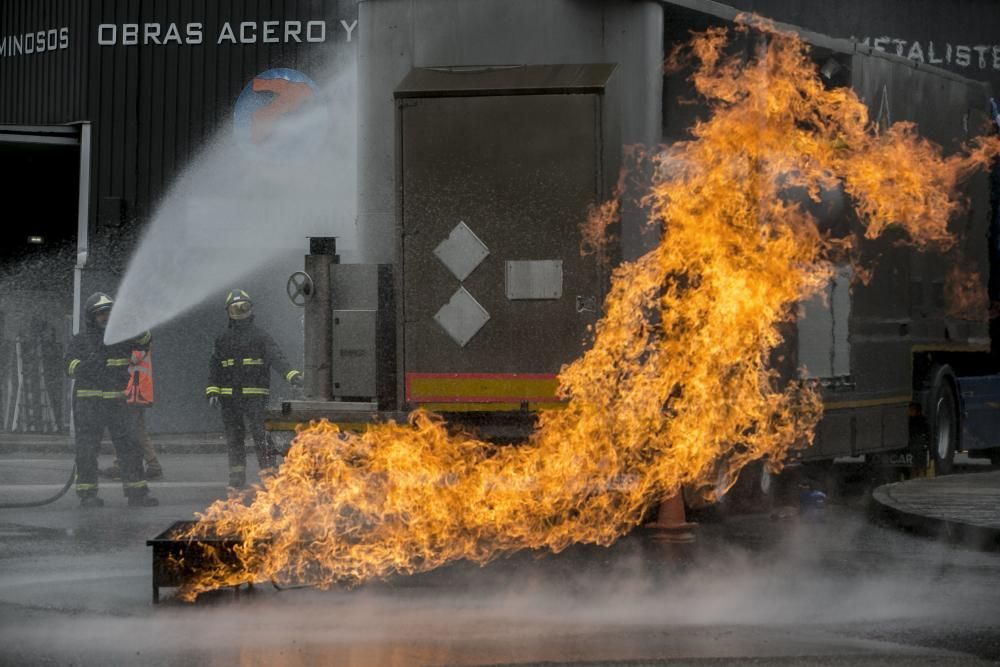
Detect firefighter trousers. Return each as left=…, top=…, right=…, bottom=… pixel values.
left=73, top=399, right=148, bottom=500
left=220, top=397, right=274, bottom=487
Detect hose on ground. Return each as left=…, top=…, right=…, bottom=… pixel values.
left=0, top=464, right=76, bottom=509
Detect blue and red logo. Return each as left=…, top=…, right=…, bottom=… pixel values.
left=233, top=68, right=325, bottom=162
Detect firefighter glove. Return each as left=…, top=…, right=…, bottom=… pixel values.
left=208, top=395, right=221, bottom=410
left=289, top=372, right=303, bottom=388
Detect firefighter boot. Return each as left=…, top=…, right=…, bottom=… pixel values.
left=80, top=496, right=105, bottom=508
left=98, top=463, right=121, bottom=480
left=144, top=460, right=164, bottom=480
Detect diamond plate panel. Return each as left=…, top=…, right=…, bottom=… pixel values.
left=433, top=221, right=489, bottom=282
left=434, top=286, right=490, bottom=347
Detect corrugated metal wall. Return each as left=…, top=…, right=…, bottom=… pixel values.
left=2, top=0, right=354, bottom=257
left=88, top=0, right=345, bottom=232
left=0, top=0, right=89, bottom=124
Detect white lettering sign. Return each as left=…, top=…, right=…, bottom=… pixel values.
left=99, top=22, right=204, bottom=46
left=97, top=20, right=354, bottom=47
left=306, top=20, right=325, bottom=43
left=858, top=35, right=1000, bottom=71
left=0, top=27, right=69, bottom=58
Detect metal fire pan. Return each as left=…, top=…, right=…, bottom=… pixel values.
left=146, top=520, right=267, bottom=604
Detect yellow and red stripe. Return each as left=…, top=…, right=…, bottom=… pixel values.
left=405, top=373, right=565, bottom=410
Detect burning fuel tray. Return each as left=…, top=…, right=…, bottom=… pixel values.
left=147, top=520, right=264, bottom=604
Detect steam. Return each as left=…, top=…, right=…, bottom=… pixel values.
left=104, top=59, right=357, bottom=345
left=1, top=512, right=995, bottom=663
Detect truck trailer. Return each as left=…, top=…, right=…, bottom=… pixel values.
left=267, top=0, right=1000, bottom=484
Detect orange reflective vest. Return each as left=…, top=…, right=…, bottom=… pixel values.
left=126, top=350, right=154, bottom=406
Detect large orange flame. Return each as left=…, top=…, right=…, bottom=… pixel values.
left=177, top=20, right=1000, bottom=600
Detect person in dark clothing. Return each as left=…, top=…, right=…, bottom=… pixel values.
left=206, top=289, right=302, bottom=488
left=99, top=338, right=164, bottom=481
left=66, top=292, right=158, bottom=508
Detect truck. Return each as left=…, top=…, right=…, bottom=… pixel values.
left=266, top=0, right=1000, bottom=492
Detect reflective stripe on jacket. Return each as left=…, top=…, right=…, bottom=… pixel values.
left=206, top=319, right=298, bottom=398
left=67, top=329, right=151, bottom=400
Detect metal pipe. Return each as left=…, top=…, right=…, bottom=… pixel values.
left=303, top=240, right=337, bottom=401
left=73, top=122, right=92, bottom=336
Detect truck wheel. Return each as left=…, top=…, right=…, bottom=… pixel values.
left=926, top=365, right=958, bottom=476
left=719, top=459, right=773, bottom=515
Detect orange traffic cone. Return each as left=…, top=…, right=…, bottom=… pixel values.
left=646, top=490, right=696, bottom=543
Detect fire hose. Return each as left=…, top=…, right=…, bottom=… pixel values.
left=0, top=464, right=76, bottom=509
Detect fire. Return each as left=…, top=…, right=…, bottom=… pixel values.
left=177, top=19, right=1000, bottom=599
left=581, top=145, right=653, bottom=261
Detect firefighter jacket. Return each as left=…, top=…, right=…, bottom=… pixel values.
left=206, top=318, right=300, bottom=399
left=66, top=330, right=152, bottom=402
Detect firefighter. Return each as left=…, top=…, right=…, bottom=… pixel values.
left=126, top=346, right=164, bottom=478
left=66, top=293, right=158, bottom=508
left=206, top=289, right=302, bottom=488
left=99, top=339, right=164, bottom=481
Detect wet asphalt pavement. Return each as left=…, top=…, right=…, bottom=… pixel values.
left=1, top=452, right=999, bottom=666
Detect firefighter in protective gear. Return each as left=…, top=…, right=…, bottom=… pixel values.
left=207, top=289, right=302, bottom=488
left=99, top=339, right=163, bottom=480
left=65, top=292, right=158, bottom=508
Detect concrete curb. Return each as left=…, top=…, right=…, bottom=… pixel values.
left=871, top=472, right=1000, bottom=551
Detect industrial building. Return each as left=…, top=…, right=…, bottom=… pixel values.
left=0, top=0, right=358, bottom=432
left=0, top=0, right=998, bottom=436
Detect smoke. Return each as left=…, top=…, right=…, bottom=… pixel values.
left=104, top=56, right=357, bottom=345
left=0, top=511, right=994, bottom=663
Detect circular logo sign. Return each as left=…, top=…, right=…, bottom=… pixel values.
left=233, top=68, right=326, bottom=162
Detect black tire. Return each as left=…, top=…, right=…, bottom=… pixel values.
left=925, top=365, right=958, bottom=476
